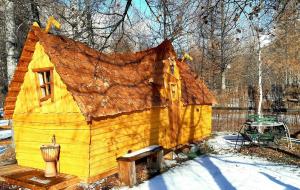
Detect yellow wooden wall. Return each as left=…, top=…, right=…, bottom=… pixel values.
left=90, top=105, right=211, bottom=179
left=13, top=42, right=90, bottom=179
left=178, top=105, right=212, bottom=144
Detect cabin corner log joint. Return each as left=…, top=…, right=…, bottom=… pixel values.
left=4, top=23, right=216, bottom=182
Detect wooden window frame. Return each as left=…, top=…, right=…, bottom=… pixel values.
left=169, top=82, right=178, bottom=101
left=32, top=67, right=54, bottom=105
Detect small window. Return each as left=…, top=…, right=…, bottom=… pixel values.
left=169, top=83, right=178, bottom=101
left=33, top=67, right=54, bottom=104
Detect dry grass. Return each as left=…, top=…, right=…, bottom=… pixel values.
left=0, top=145, right=16, bottom=165
left=240, top=142, right=300, bottom=166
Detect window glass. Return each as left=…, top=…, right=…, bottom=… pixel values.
left=38, top=72, right=44, bottom=86
left=46, top=71, right=51, bottom=83
left=47, top=84, right=51, bottom=94
left=41, top=86, right=46, bottom=97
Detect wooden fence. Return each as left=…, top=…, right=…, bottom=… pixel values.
left=212, top=107, right=300, bottom=137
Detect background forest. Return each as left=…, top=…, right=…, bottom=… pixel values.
left=0, top=0, right=299, bottom=112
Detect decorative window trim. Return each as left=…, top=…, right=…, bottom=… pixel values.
left=32, top=67, right=54, bottom=105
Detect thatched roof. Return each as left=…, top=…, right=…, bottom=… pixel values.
left=5, top=26, right=215, bottom=119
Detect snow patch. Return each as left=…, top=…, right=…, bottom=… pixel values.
left=121, top=145, right=160, bottom=158
left=0, top=146, right=7, bottom=154
left=0, top=130, right=12, bottom=140
left=208, top=132, right=246, bottom=154
left=0, top=120, right=9, bottom=126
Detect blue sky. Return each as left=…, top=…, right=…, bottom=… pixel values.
left=132, top=0, right=148, bottom=11
left=132, top=0, right=151, bottom=16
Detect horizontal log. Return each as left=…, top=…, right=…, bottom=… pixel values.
left=9, top=77, right=25, bottom=83
left=90, top=135, right=156, bottom=151
left=20, top=50, right=33, bottom=58
left=4, top=110, right=14, bottom=115
left=89, top=165, right=118, bottom=179
left=16, top=152, right=89, bottom=166
left=4, top=100, right=16, bottom=106
left=23, top=45, right=35, bottom=52
left=90, top=158, right=119, bottom=171
left=4, top=105, right=15, bottom=110
left=91, top=117, right=169, bottom=132
left=12, top=73, right=26, bottom=81
left=18, top=60, right=30, bottom=67
left=16, top=149, right=89, bottom=160
left=90, top=141, right=152, bottom=160
left=14, top=129, right=90, bottom=144
left=0, top=139, right=11, bottom=145
left=91, top=123, right=165, bottom=137
left=27, top=32, right=38, bottom=40
left=92, top=109, right=169, bottom=127
left=5, top=97, right=17, bottom=102
left=16, top=66, right=28, bottom=72
left=19, top=56, right=32, bottom=62
left=0, top=125, right=11, bottom=129
left=17, top=159, right=89, bottom=178
left=88, top=168, right=118, bottom=183
left=90, top=137, right=164, bottom=162
left=91, top=126, right=161, bottom=142
left=8, top=86, right=21, bottom=92
left=15, top=141, right=89, bottom=154
left=91, top=129, right=162, bottom=145
left=9, top=81, right=23, bottom=88
left=3, top=115, right=13, bottom=119
left=13, top=113, right=87, bottom=124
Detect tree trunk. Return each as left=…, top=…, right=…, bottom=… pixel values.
left=220, top=0, right=226, bottom=91
left=162, top=0, right=167, bottom=39
left=221, top=71, right=226, bottom=90
left=4, top=0, right=18, bottom=84
left=257, top=37, right=263, bottom=116
left=84, top=0, right=94, bottom=47
left=30, top=0, right=40, bottom=26
left=70, top=0, right=79, bottom=39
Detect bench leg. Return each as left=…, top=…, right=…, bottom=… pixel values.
left=155, top=149, right=163, bottom=171
left=118, top=161, right=136, bottom=188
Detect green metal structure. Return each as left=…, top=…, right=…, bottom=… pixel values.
left=236, top=115, right=292, bottom=148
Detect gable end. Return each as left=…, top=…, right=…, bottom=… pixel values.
left=4, top=26, right=39, bottom=119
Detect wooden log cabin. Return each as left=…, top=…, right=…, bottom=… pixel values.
left=4, top=23, right=216, bottom=182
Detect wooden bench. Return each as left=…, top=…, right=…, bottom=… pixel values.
left=117, top=145, right=163, bottom=187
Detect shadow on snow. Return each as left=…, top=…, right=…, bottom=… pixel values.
left=194, top=156, right=237, bottom=190
left=260, top=172, right=300, bottom=190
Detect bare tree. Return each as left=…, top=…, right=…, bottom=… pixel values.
left=29, top=0, right=40, bottom=25
left=4, top=0, right=17, bottom=84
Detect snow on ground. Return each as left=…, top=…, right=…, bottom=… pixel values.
left=207, top=132, right=246, bottom=154
left=0, top=120, right=9, bottom=127
left=0, top=146, right=6, bottom=154
left=0, top=130, right=12, bottom=154
left=0, top=130, right=12, bottom=140
left=120, top=133, right=300, bottom=190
